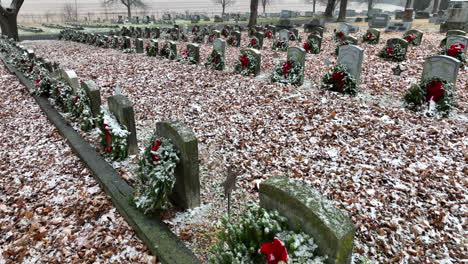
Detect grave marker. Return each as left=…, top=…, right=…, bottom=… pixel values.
left=404, top=29, right=424, bottom=45
left=338, top=45, right=364, bottom=84
left=135, top=38, right=144, bottom=53
left=422, top=55, right=460, bottom=88
left=186, top=43, right=200, bottom=63
left=61, top=69, right=80, bottom=94
left=279, top=29, right=289, bottom=41
left=108, top=94, right=138, bottom=154
left=81, top=80, right=101, bottom=117
left=446, top=35, right=468, bottom=52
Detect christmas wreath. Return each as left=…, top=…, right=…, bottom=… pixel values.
left=403, top=33, right=418, bottom=46
left=192, top=33, right=204, bottom=44
left=321, top=64, right=358, bottom=96
left=146, top=43, right=158, bottom=57
left=226, top=36, right=239, bottom=47
left=70, top=87, right=97, bottom=131
left=133, top=136, right=180, bottom=214
left=379, top=43, right=406, bottom=62
left=439, top=43, right=466, bottom=67
left=271, top=60, right=304, bottom=86
left=266, top=29, right=273, bottom=39
left=362, top=31, right=378, bottom=44
left=334, top=31, right=345, bottom=42
left=248, top=36, right=261, bottom=49
left=208, top=34, right=216, bottom=43
left=178, top=49, right=198, bottom=65
left=160, top=43, right=176, bottom=60
left=272, top=39, right=288, bottom=51
left=209, top=204, right=327, bottom=264
left=403, top=77, right=455, bottom=117
left=234, top=53, right=258, bottom=76
left=303, top=38, right=320, bottom=54
left=334, top=40, right=353, bottom=56
left=205, top=49, right=225, bottom=70
left=289, top=31, right=298, bottom=41
left=97, top=108, right=129, bottom=161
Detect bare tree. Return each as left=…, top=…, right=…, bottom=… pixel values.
left=405, top=0, right=412, bottom=8
left=432, top=0, right=439, bottom=14
left=0, top=0, right=24, bottom=41
left=337, top=0, right=347, bottom=21
left=213, top=0, right=236, bottom=17
left=261, top=0, right=271, bottom=14
left=44, top=11, right=53, bottom=23
left=103, top=0, right=148, bottom=19
left=62, top=3, right=76, bottom=22
left=248, top=0, right=259, bottom=26
left=324, top=0, right=338, bottom=17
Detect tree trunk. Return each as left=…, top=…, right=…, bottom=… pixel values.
left=0, top=0, right=24, bottom=41
left=324, top=0, right=337, bottom=18
left=126, top=5, right=131, bottom=18
left=432, top=0, right=439, bottom=14
left=337, top=0, right=347, bottom=21
left=248, top=0, right=259, bottom=27
left=405, top=0, right=412, bottom=9
left=367, top=0, right=373, bottom=17
left=222, top=4, right=225, bottom=17
left=313, top=0, right=316, bottom=14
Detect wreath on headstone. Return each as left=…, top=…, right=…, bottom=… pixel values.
left=146, top=44, right=158, bottom=57
left=289, top=31, right=298, bottom=41
left=272, top=39, right=288, bottom=51
left=235, top=53, right=258, bottom=76
left=379, top=43, right=406, bottom=62
left=192, top=33, right=204, bottom=44
left=226, top=35, right=239, bottom=47
left=439, top=43, right=466, bottom=67
left=362, top=31, right=378, bottom=44
left=208, top=34, right=216, bottom=43
left=177, top=49, right=198, bottom=65
left=205, top=49, right=225, bottom=70
left=321, top=64, right=358, bottom=96
left=248, top=36, right=261, bottom=49
left=334, top=31, right=345, bottom=42
left=266, top=29, right=273, bottom=38
left=160, top=43, right=176, bottom=60
left=403, top=77, right=455, bottom=117
left=271, top=60, right=304, bottom=86
left=335, top=40, right=354, bottom=56
left=70, top=86, right=97, bottom=131
left=403, top=33, right=418, bottom=46
left=303, top=38, right=320, bottom=54
left=97, top=108, right=130, bottom=161
left=133, top=136, right=179, bottom=214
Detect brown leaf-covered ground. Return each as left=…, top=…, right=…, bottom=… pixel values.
left=0, top=65, right=154, bottom=263
left=13, top=25, right=468, bottom=263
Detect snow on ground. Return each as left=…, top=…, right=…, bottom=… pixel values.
left=18, top=26, right=468, bottom=263
left=0, top=65, right=155, bottom=263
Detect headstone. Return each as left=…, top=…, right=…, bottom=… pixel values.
left=124, top=36, right=131, bottom=49
left=446, top=35, right=468, bottom=52
left=343, top=35, right=358, bottom=45
left=287, top=46, right=306, bottom=85
left=26, top=49, right=35, bottom=59
left=186, top=43, right=200, bottom=63
left=279, top=29, right=289, bottom=41
left=240, top=48, right=261, bottom=76
left=307, top=34, right=322, bottom=51
left=108, top=94, right=138, bottom=155
left=259, top=176, right=355, bottom=264
left=61, top=69, right=80, bottom=94
left=446, top=29, right=467, bottom=36
left=369, top=14, right=390, bottom=28
left=81, top=80, right=101, bottom=117
left=232, top=31, right=241, bottom=47
left=338, top=45, right=365, bottom=84
left=255, top=32, right=265, bottom=49
left=387, top=38, right=409, bottom=52
left=149, top=39, right=158, bottom=55
left=365, top=28, right=381, bottom=43
left=385, top=21, right=412, bottom=32
left=135, top=38, right=144, bottom=53
left=339, top=23, right=359, bottom=34
left=213, top=38, right=226, bottom=57
left=422, top=55, right=460, bottom=88
left=152, top=27, right=161, bottom=39
left=156, top=121, right=200, bottom=209
left=404, top=29, right=424, bottom=45
left=403, top=8, right=414, bottom=22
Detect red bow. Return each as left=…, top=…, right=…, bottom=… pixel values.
left=337, top=32, right=344, bottom=40
left=151, top=139, right=162, bottom=162
left=425, top=80, right=444, bottom=102
left=303, top=42, right=311, bottom=51
left=332, top=71, right=345, bottom=90
left=405, top=34, right=415, bottom=43
left=447, top=43, right=464, bottom=57
left=103, top=123, right=112, bottom=153
left=251, top=38, right=257, bottom=46
left=259, top=238, right=288, bottom=264
left=365, top=32, right=373, bottom=41
left=240, top=54, right=249, bottom=68
left=282, top=61, right=293, bottom=78
left=387, top=47, right=394, bottom=54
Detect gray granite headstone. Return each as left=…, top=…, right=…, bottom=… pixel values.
left=156, top=121, right=200, bottom=209
left=404, top=29, right=424, bottom=45
left=213, top=38, right=226, bottom=57
left=135, top=38, right=144, bottom=53
left=232, top=31, right=241, bottom=47
left=108, top=94, right=138, bottom=155
left=81, top=80, right=101, bottom=117
left=385, top=21, right=412, bottom=32
left=338, top=45, right=365, bottom=84
left=307, top=34, right=322, bottom=51
left=387, top=38, right=409, bottom=59
left=366, top=28, right=381, bottom=43
left=241, top=48, right=261, bottom=76
left=446, top=35, right=468, bottom=52
left=422, top=55, right=460, bottom=88
left=260, top=176, right=355, bottom=264
left=279, top=29, right=289, bottom=41
left=26, top=49, right=35, bottom=59
left=446, top=30, right=466, bottom=36
left=186, top=43, right=200, bottom=63
left=287, top=46, right=306, bottom=85
left=149, top=39, right=158, bottom=54
left=61, top=69, right=80, bottom=94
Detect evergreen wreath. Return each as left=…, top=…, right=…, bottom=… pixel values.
left=271, top=60, right=304, bottom=86
left=160, top=43, right=176, bottom=60
left=272, top=39, right=288, bottom=51
left=97, top=108, right=130, bottom=161
left=71, top=87, right=97, bottom=131
left=362, top=31, right=378, bottom=44
left=403, top=33, right=418, bottom=46
left=334, top=40, right=353, bottom=56
left=303, top=38, right=320, bottom=54
left=289, top=31, right=298, bottom=41
left=403, top=77, right=455, bottom=117
left=234, top=53, right=257, bottom=76
left=209, top=204, right=327, bottom=264
left=205, top=49, right=225, bottom=70
left=247, top=36, right=261, bottom=49
left=133, top=136, right=180, bottom=214
left=177, top=49, right=198, bottom=65
left=439, top=43, right=466, bottom=67
left=265, top=29, right=273, bottom=39
left=334, top=31, right=345, bottom=42
left=379, top=43, right=406, bottom=62
left=146, top=43, right=158, bottom=57
left=227, top=36, right=239, bottom=47
left=192, top=33, right=204, bottom=44
left=321, top=64, right=358, bottom=96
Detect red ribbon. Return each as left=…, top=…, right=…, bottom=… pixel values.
left=103, top=122, right=112, bottom=153
left=332, top=71, right=345, bottom=90
left=251, top=38, right=257, bottom=46
left=282, top=61, right=293, bottom=78
left=303, top=42, right=311, bottom=51
left=425, top=80, right=444, bottom=102
left=240, top=54, right=249, bottom=69
left=447, top=43, right=464, bottom=57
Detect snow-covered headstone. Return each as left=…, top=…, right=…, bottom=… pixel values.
left=156, top=121, right=200, bottom=209
left=187, top=43, right=200, bottom=63
left=61, top=69, right=80, bottom=95
left=387, top=38, right=409, bottom=59
left=108, top=94, right=138, bottom=154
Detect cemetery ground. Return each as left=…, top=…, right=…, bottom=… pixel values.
left=1, top=21, right=467, bottom=263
